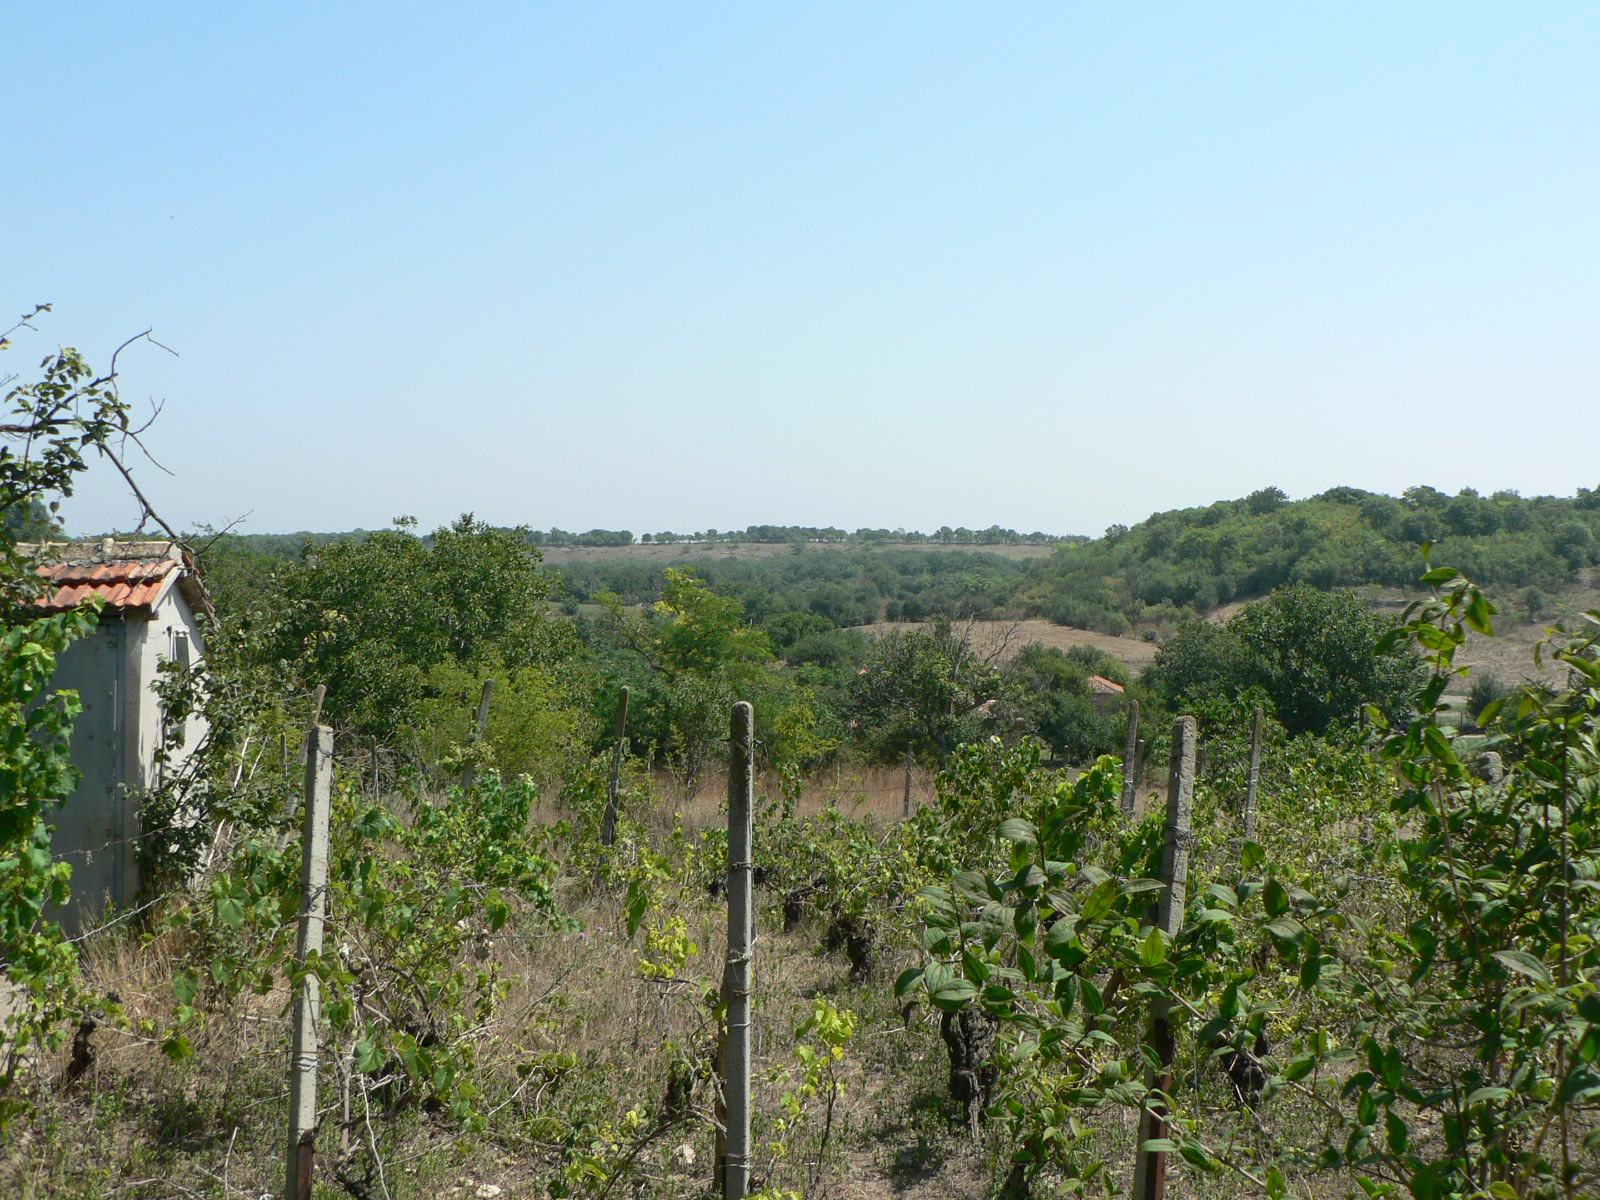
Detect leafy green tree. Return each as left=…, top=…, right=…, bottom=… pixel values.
left=408, top=658, right=593, bottom=789
left=1270, top=571, right=1600, bottom=1197
left=1, top=498, right=61, bottom=541
left=849, top=618, right=1003, bottom=759
left=999, top=643, right=1126, bottom=763
left=590, top=568, right=827, bottom=784
left=1150, top=583, right=1418, bottom=735
left=268, top=515, right=577, bottom=738
left=0, top=311, right=144, bottom=1121
left=1244, top=484, right=1289, bottom=514
left=652, top=567, right=773, bottom=679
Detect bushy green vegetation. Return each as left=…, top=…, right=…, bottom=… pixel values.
left=558, top=543, right=1041, bottom=625
left=193, top=529, right=1136, bottom=780
left=1032, top=484, right=1600, bottom=635
left=220, top=481, right=1600, bottom=645
left=5, top=323, right=1599, bottom=1198
left=1148, top=583, right=1421, bottom=735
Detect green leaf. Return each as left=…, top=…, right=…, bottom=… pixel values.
left=1422, top=724, right=1457, bottom=764
left=1219, top=981, right=1241, bottom=1020
left=1464, top=592, right=1495, bottom=636
left=1178, top=1143, right=1216, bottom=1170
left=1265, top=915, right=1306, bottom=941
left=1081, top=878, right=1118, bottom=922
left=1240, top=840, right=1265, bottom=872
left=998, top=818, right=1037, bottom=847
left=1120, top=877, right=1165, bottom=896
left=1580, top=1023, right=1600, bottom=1065
left=893, top=968, right=924, bottom=998
left=1300, top=947, right=1323, bottom=988
left=216, top=896, right=245, bottom=929
left=1556, top=1066, right=1600, bottom=1107
left=1263, top=878, right=1289, bottom=918
left=1139, top=925, right=1167, bottom=967
left=1044, top=914, right=1080, bottom=959
left=1384, top=1109, right=1408, bottom=1154
left=355, top=1036, right=384, bottom=1073
left=1283, top=1054, right=1316, bottom=1082
left=1491, top=950, right=1552, bottom=986
left=173, top=971, right=199, bottom=1007
left=1138, top=1138, right=1179, bottom=1153
left=929, top=978, right=978, bottom=1013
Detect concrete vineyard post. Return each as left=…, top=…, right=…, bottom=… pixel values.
left=902, top=748, right=915, bottom=819
left=721, top=702, right=755, bottom=1200
left=297, top=684, right=326, bottom=766
left=1120, top=699, right=1141, bottom=816
left=462, top=679, right=494, bottom=790
left=286, top=723, right=333, bottom=1200
left=1242, top=706, right=1263, bottom=844
left=601, top=686, right=630, bottom=849
left=1132, top=716, right=1196, bottom=1200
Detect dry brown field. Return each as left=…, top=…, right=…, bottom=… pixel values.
left=858, top=617, right=1159, bottom=671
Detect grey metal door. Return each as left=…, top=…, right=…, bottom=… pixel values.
left=47, top=622, right=124, bottom=927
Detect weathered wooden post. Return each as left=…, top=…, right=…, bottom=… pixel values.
left=461, top=679, right=495, bottom=790
left=600, top=686, right=630, bottom=849
left=902, top=748, right=915, bottom=819
left=1242, top=707, right=1264, bottom=844
left=719, top=702, right=755, bottom=1200
left=1132, top=716, right=1195, bottom=1200
left=286, top=722, right=333, bottom=1200
left=1120, top=699, right=1141, bottom=816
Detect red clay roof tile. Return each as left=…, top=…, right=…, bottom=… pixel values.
left=33, top=557, right=182, bottom=612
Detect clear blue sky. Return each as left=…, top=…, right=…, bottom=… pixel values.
left=9, top=3, right=1598, bottom=538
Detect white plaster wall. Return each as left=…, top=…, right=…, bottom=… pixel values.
left=125, top=587, right=208, bottom=790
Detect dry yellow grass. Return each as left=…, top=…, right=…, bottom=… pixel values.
left=858, top=617, right=1158, bottom=671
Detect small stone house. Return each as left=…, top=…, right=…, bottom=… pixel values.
left=1087, top=674, right=1127, bottom=711
left=28, top=539, right=209, bottom=929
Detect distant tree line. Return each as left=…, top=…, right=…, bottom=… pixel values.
left=554, top=546, right=1037, bottom=626
left=528, top=524, right=1077, bottom=547
left=1033, top=483, right=1600, bottom=636
left=201, top=482, right=1600, bottom=644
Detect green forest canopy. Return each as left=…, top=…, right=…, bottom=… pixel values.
left=204, top=484, right=1600, bottom=641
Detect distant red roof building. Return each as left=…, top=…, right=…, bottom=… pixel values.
left=1088, top=674, right=1125, bottom=695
